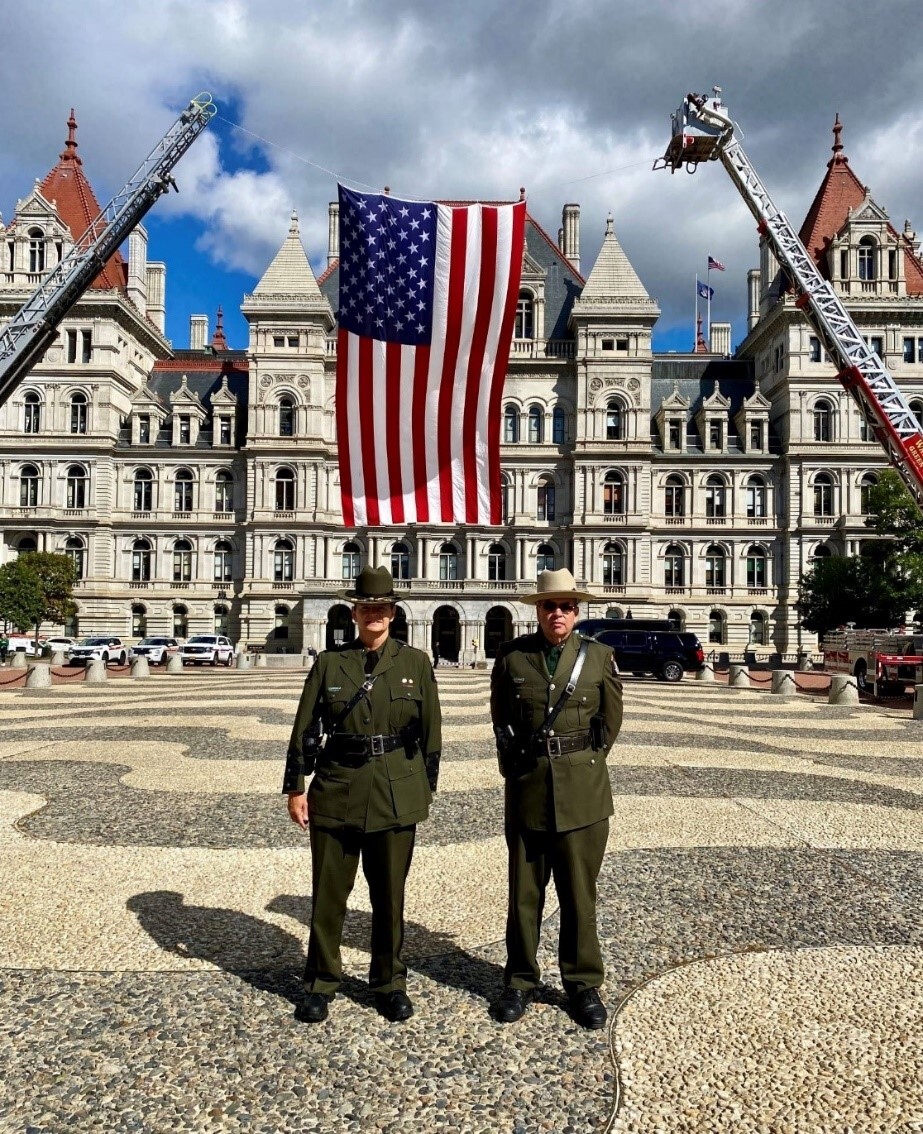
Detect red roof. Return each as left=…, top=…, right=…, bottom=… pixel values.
left=37, top=110, right=127, bottom=291
left=799, top=115, right=923, bottom=294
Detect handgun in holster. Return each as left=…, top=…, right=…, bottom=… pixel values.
left=300, top=715, right=325, bottom=776
left=589, top=712, right=608, bottom=751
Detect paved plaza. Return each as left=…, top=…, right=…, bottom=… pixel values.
left=0, top=667, right=921, bottom=1133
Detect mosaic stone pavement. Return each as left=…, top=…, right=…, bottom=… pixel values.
left=0, top=668, right=921, bottom=1133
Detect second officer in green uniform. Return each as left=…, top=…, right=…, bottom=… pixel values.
left=284, top=566, right=441, bottom=1023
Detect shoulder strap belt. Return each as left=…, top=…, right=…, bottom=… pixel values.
left=326, top=674, right=379, bottom=737
left=534, top=641, right=590, bottom=741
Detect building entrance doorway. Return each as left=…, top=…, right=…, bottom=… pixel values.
left=485, top=606, right=512, bottom=658
left=392, top=605, right=409, bottom=644
left=432, top=605, right=460, bottom=663
left=326, top=604, right=355, bottom=650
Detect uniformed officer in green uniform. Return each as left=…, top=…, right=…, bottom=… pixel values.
left=490, top=568, right=622, bottom=1029
left=284, top=566, right=442, bottom=1023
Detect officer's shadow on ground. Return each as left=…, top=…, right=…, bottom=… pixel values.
left=126, top=891, right=505, bottom=1016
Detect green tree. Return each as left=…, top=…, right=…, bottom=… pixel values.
left=865, top=469, right=923, bottom=554
left=797, top=554, right=914, bottom=638
left=18, top=552, right=77, bottom=645
left=0, top=559, right=44, bottom=633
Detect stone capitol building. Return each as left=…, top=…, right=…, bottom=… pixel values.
left=2, top=113, right=922, bottom=662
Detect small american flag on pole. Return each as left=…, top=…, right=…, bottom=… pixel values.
left=335, top=184, right=526, bottom=528
left=707, top=255, right=726, bottom=271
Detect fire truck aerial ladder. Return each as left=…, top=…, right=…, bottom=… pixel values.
left=655, top=88, right=923, bottom=513
left=0, top=92, right=216, bottom=408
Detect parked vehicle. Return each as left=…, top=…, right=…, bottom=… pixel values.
left=577, top=621, right=704, bottom=682
left=68, top=636, right=128, bottom=666
left=43, top=636, right=78, bottom=656
left=6, top=636, right=40, bottom=656
left=821, top=627, right=923, bottom=694
left=130, top=637, right=180, bottom=666
left=179, top=634, right=234, bottom=666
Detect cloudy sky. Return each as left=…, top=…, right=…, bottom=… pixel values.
left=2, top=0, right=922, bottom=354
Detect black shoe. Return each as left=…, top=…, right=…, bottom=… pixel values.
left=299, top=992, right=332, bottom=1023
left=569, top=988, right=607, bottom=1030
left=375, top=989, right=414, bottom=1022
left=492, top=986, right=534, bottom=1023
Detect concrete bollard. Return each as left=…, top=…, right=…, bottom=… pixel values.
left=235, top=653, right=251, bottom=670
left=828, top=673, right=859, bottom=706
left=771, top=669, right=797, bottom=696
left=166, top=655, right=184, bottom=674
left=25, top=664, right=51, bottom=689
left=10, top=650, right=27, bottom=670
left=51, top=650, right=66, bottom=666
left=255, top=653, right=268, bottom=668
left=695, top=663, right=715, bottom=683
left=729, top=664, right=750, bottom=688
left=131, top=656, right=151, bottom=680
left=85, top=659, right=107, bottom=683
left=914, top=684, right=923, bottom=720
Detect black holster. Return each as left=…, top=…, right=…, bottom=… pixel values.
left=589, top=712, right=607, bottom=751
left=300, top=716, right=325, bottom=776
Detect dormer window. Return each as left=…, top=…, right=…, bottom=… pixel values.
left=708, top=421, right=722, bottom=450
left=139, top=415, right=151, bottom=444
left=858, top=237, right=876, bottom=281
left=28, top=228, right=45, bottom=273
left=668, top=421, right=682, bottom=450
left=514, top=292, right=534, bottom=339
left=749, top=421, right=763, bottom=450
left=219, top=417, right=232, bottom=445
left=178, top=415, right=191, bottom=444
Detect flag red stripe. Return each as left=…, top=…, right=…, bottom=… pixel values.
left=385, top=341, right=404, bottom=524
left=487, top=201, right=526, bottom=523
left=463, top=207, right=497, bottom=524
left=336, top=327, right=355, bottom=528
left=358, top=336, right=379, bottom=526
left=412, top=345, right=430, bottom=523
left=437, top=209, right=468, bottom=521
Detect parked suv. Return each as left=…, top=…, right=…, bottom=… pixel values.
left=69, top=636, right=128, bottom=666
left=577, top=621, right=704, bottom=682
left=180, top=634, right=234, bottom=666
left=130, top=637, right=180, bottom=666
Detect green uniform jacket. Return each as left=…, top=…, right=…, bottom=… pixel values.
left=283, top=637, right=442, bottom=833
left=490, top=630, right=623, bottom=833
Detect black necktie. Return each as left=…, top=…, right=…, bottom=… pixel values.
left=364, top=650, right=378, bottom=675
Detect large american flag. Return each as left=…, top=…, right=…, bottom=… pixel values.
left=335, top=184, right=526, bottom=528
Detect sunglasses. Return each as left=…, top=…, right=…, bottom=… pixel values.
left=539, top=600, right=578, bottom=614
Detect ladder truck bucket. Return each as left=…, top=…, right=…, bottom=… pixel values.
left=654, top=91, right=731, bottom=173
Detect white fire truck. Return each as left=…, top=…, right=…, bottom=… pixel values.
left=821, top=628, right=923, bottom=695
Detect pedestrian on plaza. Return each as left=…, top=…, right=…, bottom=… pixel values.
left=0, top=634, right=8, bottom=665
left=489, top=568, right=623, bottom=1029
left=283, top=565, right=442, bottom=1024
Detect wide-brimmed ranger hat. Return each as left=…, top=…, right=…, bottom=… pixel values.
left=519, top=568, right=600, bottom=606
left=337, top=565, right=401, bottom=604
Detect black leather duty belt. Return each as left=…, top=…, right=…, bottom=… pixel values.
left=325, top=733, right=405, bottom=759
left=530, top=731, right=593, bottom=757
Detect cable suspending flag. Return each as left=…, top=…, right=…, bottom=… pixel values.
left=335, top=184, right=526, bottom=528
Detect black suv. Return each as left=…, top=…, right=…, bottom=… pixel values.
left=576, top=619, right=705, bottom=682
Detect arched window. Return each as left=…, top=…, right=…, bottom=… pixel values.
left=812, top=543, right=832, bottom=564
left=814, top=473, right=834, bottom=516
left=19, top=464, right=39, bottom=507
left=503, top=404, right=519, bottom=443
left=279, top=397, right=294, bottom=438
left=606, top=399, right=623, bottom=441
left=16, top=537, right=37, bottom=556
left=537, top=475, right=555, bottom=521
left=173, top=538, right=193, bottom=582
left=603, top=470, right=625, bottom=515
left=528, top=404, right=544, bottom=444
left=214, top=604, right=230, bottom=636
left=709, top=609, right=726, bottom=644
left=746, top=474, right=767, bottom=518
left=667, top=608, right=685, bottom=631
left=488, top=542, right=506, bottom=581
left=70, top=392, right=88, bottom=435
left=536, top=544, right=555, bottom=574
left=65, top=535, right=85, bottom=579
left=747, top=545, right=768, bottom=588
left=705, top=474, right=726, bottom=518
left=665, top=474, right=685, bottom=518
left=602, top=541, right=625, bottom=586
left=23, top=392, right=41, bottom=434
left=174, top=469, right=194, bottom=512
left=439, top=542, right=459, bottom=581
left=705, top=544, right=726, bottom=588
left=28, top=227, right=45, bottom=273
left=274, top=604, right=290, bottom=640
left=66, top=464, right=87, bottom=509
left=858, top=236, right=876, bottom=281
left=275, top=467, right=295, bottom=511
left=814, top=399, right=834, bottom=442
left=514, top=290, right=534, bottom=339
left=911, top=400, right=923, bottom=430
left=275, top=538, right=295, bottom=582
left=131, top=603, right=147, bottom=637
left=213, top=540, right=232, bottom=583
left=132, top=538, right=152, bottom=582
left=391, top=542, right=410, bottom=580
left=552, top=406, right=566, bottom=445
left=664, top=543, right=685, bottom=588
left=341, top=541, right=361, bottom=580
left=173, top=604, right=188, bottom=639
left=860, top=472, right=878, bottom=516
left=215, top=470, right=234, bottom=513
left=133, top=469, right=153, bottom=512
left=749, top=611, right=767, bottom=646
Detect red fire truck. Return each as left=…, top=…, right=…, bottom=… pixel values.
left=821, top=628, right=923, bottom=695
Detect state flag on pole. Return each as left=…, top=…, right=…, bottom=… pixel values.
left=697, top=279, right=714, bottom=300
left=708, top=255, right=726, bottom=271
left=335, top=184, right=526, bottom=528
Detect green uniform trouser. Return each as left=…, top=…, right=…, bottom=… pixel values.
left=504, top=817, right=609, bottom=995
left=305, top=823, right=416, bottom=995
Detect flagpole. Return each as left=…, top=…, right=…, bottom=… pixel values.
left=706, top=258, right=712, bottom=347
left=694, top=274, right=698, bottom=350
